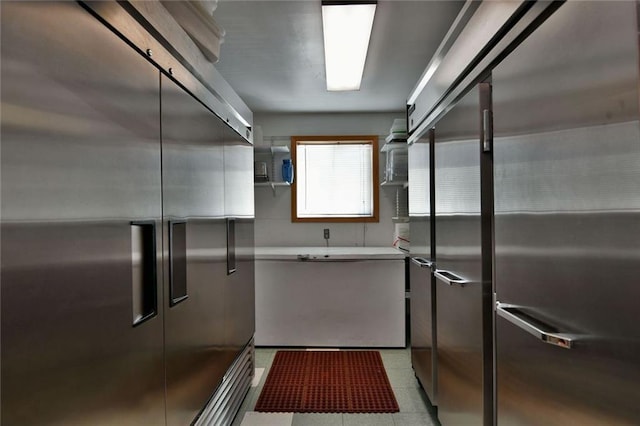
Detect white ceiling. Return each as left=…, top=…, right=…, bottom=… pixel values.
left=212, top=0, right=465, bottom=114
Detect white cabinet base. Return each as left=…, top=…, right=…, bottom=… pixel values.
left=255, top=259, right=405, bottom=347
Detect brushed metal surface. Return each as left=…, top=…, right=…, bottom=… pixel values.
left=434, top=215, right=483, bottom=426
left=493, top=1, right=640, bottom=424
left=408, top=132, right=431, bottom=223
left=223, top=126, right=256, bottom=357
left=224, top=217, right=255, bottom=352
left=434, top=86, right=487, bottom=425
left=408, top=128, right=437, bottom=402
left=224, top=136, right=255, bottom=219
left=81, top=0, right=254, bottom=142
left=408, top=1, right=560, bottom=141
left=1, top=2, right=165, bottom=424
left=161, top=75, right=235, bottom=426
left=410, top=260, right=436, bottom=403
left=407, top=0, right=518, bottom=133
left=195, top=340, right=255, bottom=426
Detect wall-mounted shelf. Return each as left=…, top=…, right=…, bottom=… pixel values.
left=392, top=216, right=410, bottom=223
left=381, top=140, right=408, bottom=152
left=381, top=137, right=408, bottom=186
left=255, top=145, right=291, bottom=195
left=381, top=180, right=408, bottom=188
left=255, top=182, right=290, bottom=187
left=255, top=146, right=290, bottom=155
left=255, top=181, right=290, bottom=193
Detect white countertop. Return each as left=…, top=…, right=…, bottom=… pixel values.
left=255, top=246, right=407, bottom=260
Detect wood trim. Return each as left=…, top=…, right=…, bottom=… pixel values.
left=291, top=135, right=379, bottom=223
left=292, top=135, right=379, bottom=142
left=291, top=138, right=299, bottom=222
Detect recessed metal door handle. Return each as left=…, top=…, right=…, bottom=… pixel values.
left=433, top=269, right=470, bottom=286
left=482, top=109, right=493, bottom=152
left=169, top=220, right=188, bottom=307
left=411, top=257, right=433, bottom=268
left=227, top=218, right=236, bottom=275
left=131, top=221, right=158, bottom=326
left=496, top=302, right=575, bottom=349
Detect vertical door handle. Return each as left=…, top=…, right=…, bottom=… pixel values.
left=227, top=218, right=236, bottom=275
left=131, top=221, right=158, bottom=326
left=482, top=109, right=493, bottom=152
left=169, top=221, right=188, bottom=306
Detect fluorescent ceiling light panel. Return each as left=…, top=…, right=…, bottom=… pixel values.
left=322, top=2, right=376, bottom=91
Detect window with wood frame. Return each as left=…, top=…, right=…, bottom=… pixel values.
left=291, top=135, right=379, bottom=222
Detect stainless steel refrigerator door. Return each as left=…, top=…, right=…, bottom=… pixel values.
left=409, top=260, right=436, bottom=402
left=434, top=86, right=486, bottom=425
left=408, top=129, right=436, bottom=403
left=223, top=126, right=256, bottom=358
left=161, top=75, right=234, bottom=425
left=493, top=2, right=640, bottom=424
left=1, top=2, right=165, bottom=424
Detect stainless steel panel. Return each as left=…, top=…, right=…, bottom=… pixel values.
left=81, top=0, right=254, bottom=142
left=161, top=75, right=234, bottom=426
left=408, top=133, right=431, bottom=240
left=407, top=0, right=510, bottom=132
left=410, top=261, right=436, bottom=402
left=408, top=1, right=561, bottom=138
left=195, top=340, right=255, bottom=426
left=1, top=2, right=164, bottom=424
left=408, top=130, right=436, bottom=402
left=161, top=83, right=226, bottom=219
left=224, top=137, right=256, bottom=219
left=493, top=2, right=640, bottom=424
left=223, top=127, right=256, bottom=356
left=434, top=85, right=488, bottom=425
left=434, top=216, right=484, bottom=426
left=224, top=217, right=255, bottom=351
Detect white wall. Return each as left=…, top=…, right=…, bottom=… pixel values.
left=254, top=112, right=404, bottom=247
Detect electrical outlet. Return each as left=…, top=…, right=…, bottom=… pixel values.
left=324, top=229, right=330, bottom=239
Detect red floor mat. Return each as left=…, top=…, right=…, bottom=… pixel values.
left=254, top=351, right=400, bottom=413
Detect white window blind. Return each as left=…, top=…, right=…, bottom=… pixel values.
left=296, top=142, right=374, bottom=218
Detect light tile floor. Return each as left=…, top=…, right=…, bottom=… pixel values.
left=232, top=347, right=439, bottom=426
